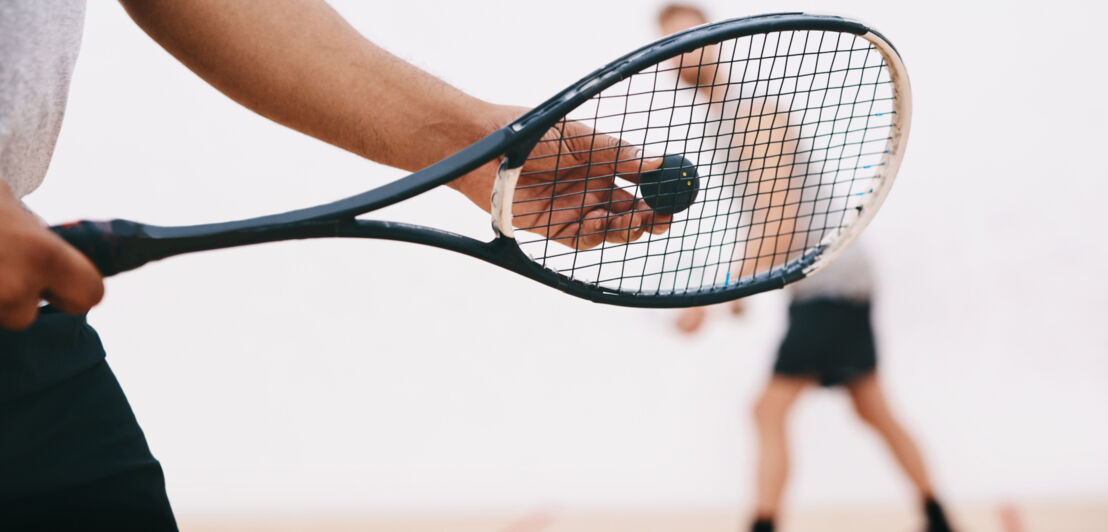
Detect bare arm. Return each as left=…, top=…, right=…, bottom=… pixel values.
left=119, top=0, right=503, bottom=207
left=120, top=0, right=665, bottom=240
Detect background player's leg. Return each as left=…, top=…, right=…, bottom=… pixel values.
left=846, top=372, right=932, bottom=494
left=751, top=376, right=810, bottom=528
left=847, top=372, right=953, bottom=531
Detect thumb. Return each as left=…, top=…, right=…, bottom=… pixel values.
left=568, top=123, right=662, bottom=183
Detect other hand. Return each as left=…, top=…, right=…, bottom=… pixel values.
left=0, top=183, right=103, bottom=329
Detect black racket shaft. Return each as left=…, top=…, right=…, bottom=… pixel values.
left=49, top=128, right=519, bottom=277
left=50, top=218, right=517, bottom=278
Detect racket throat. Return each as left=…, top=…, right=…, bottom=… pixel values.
left=490, top=161, right=522, bottom=238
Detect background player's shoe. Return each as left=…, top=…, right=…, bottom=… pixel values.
left=925, top=498, right=955, bottom=532
left=750, top=517, right=774, bottom=532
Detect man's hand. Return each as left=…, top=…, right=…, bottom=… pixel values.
left=0, top=183, right=103, bottom=330
left=511, top=119, right=674, bottom=250
left=449, top=107, right=673, bottom=250
left=675, top=306, right=708, bottom=335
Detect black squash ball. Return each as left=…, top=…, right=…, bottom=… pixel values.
left=638, top=154, right=699, bottom=215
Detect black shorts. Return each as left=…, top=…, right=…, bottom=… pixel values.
left=774, top=298, right=877, bottom=387
left=0, top=309, right=177, bottom=531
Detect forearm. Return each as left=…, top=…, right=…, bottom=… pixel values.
left=733, top=101, right=802, bottom=278
left=120, top=0, right=500, bottom=181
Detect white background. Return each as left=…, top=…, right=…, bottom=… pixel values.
left=26, top=0, right=1108, bottom=517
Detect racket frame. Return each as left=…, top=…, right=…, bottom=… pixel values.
left=484, top=13, right=909, bottom=307
left=54, top=13, right=908, bottom=308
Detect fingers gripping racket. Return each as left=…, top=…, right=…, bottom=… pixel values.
left=52, top=13, right=910, bottom=308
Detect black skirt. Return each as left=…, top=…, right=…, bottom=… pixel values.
left=774, top=298, right=877, bottom=387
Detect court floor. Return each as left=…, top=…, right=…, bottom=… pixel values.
left=182, top=501, right=1107, bottom=531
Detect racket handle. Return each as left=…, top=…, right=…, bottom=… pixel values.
left=50, top=219, right=153, bottom=277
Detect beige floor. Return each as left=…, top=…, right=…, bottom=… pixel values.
left=181, top=501, right=1107, bottom=531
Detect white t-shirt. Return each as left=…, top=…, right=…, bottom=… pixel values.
left=0, top=0, right=86, bottom=199
left=786, top=239, right=874, bottom=303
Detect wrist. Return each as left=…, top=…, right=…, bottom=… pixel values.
left=444, top=103, right=525, bottom=207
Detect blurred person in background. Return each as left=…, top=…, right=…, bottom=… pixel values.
left=661, top=5, right=954, bottom=532
left=676, top=242, right=953, bottom=532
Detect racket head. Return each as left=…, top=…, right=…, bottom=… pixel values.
left=488, top=12, right=910, bottom=307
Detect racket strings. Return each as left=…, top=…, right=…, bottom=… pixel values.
left=511, top=140, right=892, bottom=206
left=512, top=29, right=897, bottom=295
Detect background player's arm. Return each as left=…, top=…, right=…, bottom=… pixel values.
left=732, top=103, right=803, bottom=278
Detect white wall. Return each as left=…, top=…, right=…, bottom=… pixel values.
left=26, top=0, right=1108, bottom=515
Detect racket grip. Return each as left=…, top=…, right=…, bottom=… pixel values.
left=50, top=219, right=152, bottom=277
